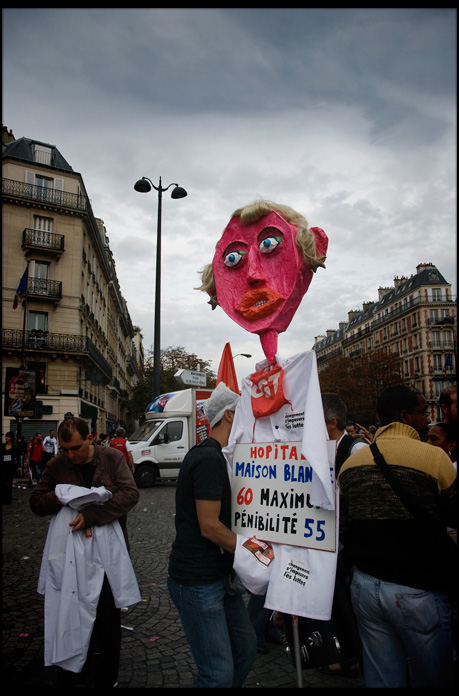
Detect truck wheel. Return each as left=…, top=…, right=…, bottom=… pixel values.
left=134, top=464, right=158, bottom=488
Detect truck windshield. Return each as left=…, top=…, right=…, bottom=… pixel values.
left=129, top=419, right=164, bottom=443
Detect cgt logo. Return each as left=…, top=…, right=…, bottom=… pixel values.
left=250, top=364, right=290, bottom=418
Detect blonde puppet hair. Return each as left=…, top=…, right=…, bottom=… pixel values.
left=197, top=200, right=326, bottom=309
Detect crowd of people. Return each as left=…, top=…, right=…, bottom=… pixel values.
left=1, top=425, right=134, bottom=494
left=1, top=383, right=457, bottom=689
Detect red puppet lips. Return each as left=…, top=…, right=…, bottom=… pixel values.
left=235, top=287, right=285, bottom=320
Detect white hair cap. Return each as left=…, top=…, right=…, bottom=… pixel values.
left=205, top=382, right=240, bottom=428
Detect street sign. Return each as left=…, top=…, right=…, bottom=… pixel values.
left=174, top=369, right=207, bottom=387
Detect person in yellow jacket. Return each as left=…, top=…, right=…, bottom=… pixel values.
left=338, top=385, right=457, bottom=689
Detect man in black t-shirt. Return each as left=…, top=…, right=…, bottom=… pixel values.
left=168, top=383, right=256, bottom=688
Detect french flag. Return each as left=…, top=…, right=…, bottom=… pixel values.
left=13, top=267, right=29, bottom=309
left=443, top=354, right=452, bottom=374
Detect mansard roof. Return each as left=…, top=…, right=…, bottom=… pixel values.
left=2, top=136, right=74, bottom=173
left=372, top=265, right=448, bottom=314
left=314, top=264, right=450, bottom=351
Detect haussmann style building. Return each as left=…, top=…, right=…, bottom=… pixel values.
left=312, top=262, right=456, bottom=423
left=2, top=126, right=144, bottom=441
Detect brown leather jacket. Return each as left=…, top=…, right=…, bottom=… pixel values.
left=30, top=444, right=139, bottom=545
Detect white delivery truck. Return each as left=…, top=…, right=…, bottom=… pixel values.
left=129, top=388, right=213, bottom=487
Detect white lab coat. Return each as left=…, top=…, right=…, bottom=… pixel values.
left=224, top=351, right=337, bottom=620
left=38, top=484, right=141, bottom=673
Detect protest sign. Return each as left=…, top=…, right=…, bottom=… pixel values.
left=231, top=441, right=336, bottom=551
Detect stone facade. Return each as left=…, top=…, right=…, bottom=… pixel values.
left=2, top=127, right=143, bottom=439
left=313, top=263, right=456, bottom=422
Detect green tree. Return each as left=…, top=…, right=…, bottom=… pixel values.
left=318, top=348, right=404, bottom=426
left=126, top=345, right=216, bottom=422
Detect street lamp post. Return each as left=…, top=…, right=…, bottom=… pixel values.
left=134, top=176, right=187, bottom=401
left=232, top=353, right=252, bottom=359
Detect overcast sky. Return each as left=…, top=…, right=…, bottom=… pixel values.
left=3, top=8, right=456, bottom=388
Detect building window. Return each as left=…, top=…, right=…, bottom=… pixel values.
left=31, top=215, right=54, bottom=247
left=431, top=331, right=441, bottom=347
left=25, top=171, right=64, bottom=202
left=35, top=174, right=54, bottom=189
left=28, top=311, right=48, bottom=332
left=32, top=260, right=49, bottom=280
left=33, top=144, right=52, bottom=166
left=34, top=215, right=53, bottom=233
left=433, top=354, right=443, bottom=371
left=444, top=332, right=453, bottom=347
left=30, top=260, right=50, bottom=295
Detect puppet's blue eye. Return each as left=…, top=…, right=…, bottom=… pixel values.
left=224, top=250, right=247, bottom=267
left=259, top=236, right=282, bottom=254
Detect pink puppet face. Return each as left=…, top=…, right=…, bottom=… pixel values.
left=213, top=210, right=320, bottom=337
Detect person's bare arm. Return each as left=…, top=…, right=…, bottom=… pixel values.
left=355, top=423, right=373, bottom=443
left=195, top=499, right=236, bottom=553
left=128, top=451, right=135, bottom=472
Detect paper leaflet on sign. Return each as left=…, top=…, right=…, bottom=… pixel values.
left=231, top=441, right=336, bottom=552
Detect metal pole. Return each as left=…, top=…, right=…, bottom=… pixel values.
left=292, top=615, right=304, bottom=688
left=152, top=179, right=162, bottom=401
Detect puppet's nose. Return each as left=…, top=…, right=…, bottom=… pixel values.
left=247, top=247, right=265, bottom=286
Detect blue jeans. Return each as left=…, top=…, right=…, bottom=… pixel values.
left=168, top=575, right=257, bottom=688
left=29, top=460, right=40, bottom=483
left=350, top=567, right=454, bottom=688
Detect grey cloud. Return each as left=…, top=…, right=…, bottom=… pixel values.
left=3, top=8, right=455, bottom=376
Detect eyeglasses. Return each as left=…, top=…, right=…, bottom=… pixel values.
left=407, top=407, right=429, bottom=416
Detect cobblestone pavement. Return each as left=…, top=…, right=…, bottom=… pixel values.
left=2, top=479, right=364, bottom=689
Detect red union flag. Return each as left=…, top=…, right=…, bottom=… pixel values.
left=216, top=342, right=239, bottom=394
left=250, top=363, right=290, bottom=418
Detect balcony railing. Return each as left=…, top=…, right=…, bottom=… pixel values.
left=427, top=316, right=456, bottom=326
left=2, top=178, right=90, bottom=211
left=22, top=227, right=65, bottom=252
left=371, top=295, right=455, bottom=329
left=342, top=326, right=372, bottom=347
left=428, top=339, right=455, bottom=350
left=316, top=346, right=343, bottom=363
left=2, top=329, right=112, bottom=380
left=27, top=277, right=62, bottom=300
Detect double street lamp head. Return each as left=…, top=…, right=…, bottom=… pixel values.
left=134, top=176, right=187, bottom=199
left=133, top=174, right=187, bottom=400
